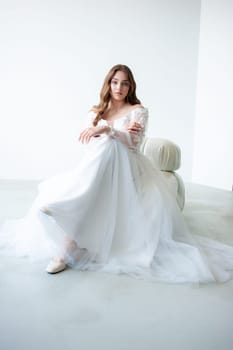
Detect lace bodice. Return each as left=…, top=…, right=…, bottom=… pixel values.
left=87, top=107, right=149, bottom=150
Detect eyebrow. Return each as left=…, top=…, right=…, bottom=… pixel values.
left=112, top=78, right=129, bottom=82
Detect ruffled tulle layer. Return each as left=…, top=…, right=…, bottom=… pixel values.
left=1, top=135, right=233, bottom=284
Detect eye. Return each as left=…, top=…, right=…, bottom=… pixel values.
left=122, top=82, right=130, bottom=87
left=111, top=80, right=118, bottom=85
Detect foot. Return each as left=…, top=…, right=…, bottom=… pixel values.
left=46, top=257, right=66, bottom=274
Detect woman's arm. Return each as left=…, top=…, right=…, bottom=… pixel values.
left=78, top=108, right=148, bottom=148
left=79, top=125, right=111, bottom=144
left=109, top=108, right=148, bottom=149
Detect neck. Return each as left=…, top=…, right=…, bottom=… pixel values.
left=109, top=99, right=127, bottom=111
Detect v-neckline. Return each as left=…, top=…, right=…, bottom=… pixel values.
left=101, top=107, right=144, bottom=125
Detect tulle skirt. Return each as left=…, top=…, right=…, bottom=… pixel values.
left=1, top=135, right=233, bottom=284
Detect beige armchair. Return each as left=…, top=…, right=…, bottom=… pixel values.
left=141, top=137, right=185, bottom=210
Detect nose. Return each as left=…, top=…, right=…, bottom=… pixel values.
left=115, top=82, right=120, bottom=89
left=116, top=83, right=122, bottom=92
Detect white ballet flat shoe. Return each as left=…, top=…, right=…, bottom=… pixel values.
left=46, top=259, right=66, bottom=274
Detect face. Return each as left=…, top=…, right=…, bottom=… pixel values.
left=110, top=70, right=130, bottom=102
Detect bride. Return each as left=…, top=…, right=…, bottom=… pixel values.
left=1, top=64, right=233, bottom=283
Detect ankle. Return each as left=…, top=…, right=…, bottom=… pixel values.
left=52, top=256, right=65, bottom=263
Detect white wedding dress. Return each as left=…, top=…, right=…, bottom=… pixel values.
left=1, top=107, right=233, bottom=283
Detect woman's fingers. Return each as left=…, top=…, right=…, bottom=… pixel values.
left=79, top=127, right=96, bottom=143
left=127, top=122, right=142, bottom=134
left=79, top=128, right=90, bottom=143
left=130, top=122, right=142, bottom=129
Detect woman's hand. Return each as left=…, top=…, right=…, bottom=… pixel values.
left=79, top=125, right=110, bottom=144
left=126, top=121, right=143, bottom=134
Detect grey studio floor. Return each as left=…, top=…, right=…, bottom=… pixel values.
left=0, top=180, right=233, bottom=350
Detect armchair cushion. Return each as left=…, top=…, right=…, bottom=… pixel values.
left=141, top=137, right=181, bottom=171
left=141, top=137, right=185, bottom=210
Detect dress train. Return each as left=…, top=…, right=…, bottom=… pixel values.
left=1, top=107, right=233, bottom=284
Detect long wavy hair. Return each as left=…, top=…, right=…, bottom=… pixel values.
left=92, top=64, right=141, bottom=126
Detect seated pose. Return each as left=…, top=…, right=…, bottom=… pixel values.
left=1, top=64, right=233, bottom=283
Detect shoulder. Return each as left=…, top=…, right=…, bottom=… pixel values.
left=132, top=103, right=143, bottom=109
left=88, top=109, right=95, bottom=114
left=87, top=110, right=95, bottom=119
left=131, top=104, right=148, bottom=116
left=131, top=104, right=144, bottom=111
left=88, top=107, right=97, bottom=115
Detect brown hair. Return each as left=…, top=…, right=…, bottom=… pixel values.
left=91, top=64, right=141, bottom=126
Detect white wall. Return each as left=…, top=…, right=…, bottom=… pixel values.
left=192, top=0, right=233, bottom=190
left=0, top=0, right=201, bottom=180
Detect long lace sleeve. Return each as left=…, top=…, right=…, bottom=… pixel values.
left=110, top=108, right=148, bottom=150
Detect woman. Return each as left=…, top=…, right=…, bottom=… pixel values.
left=1, top=64, right=233, bottom=283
